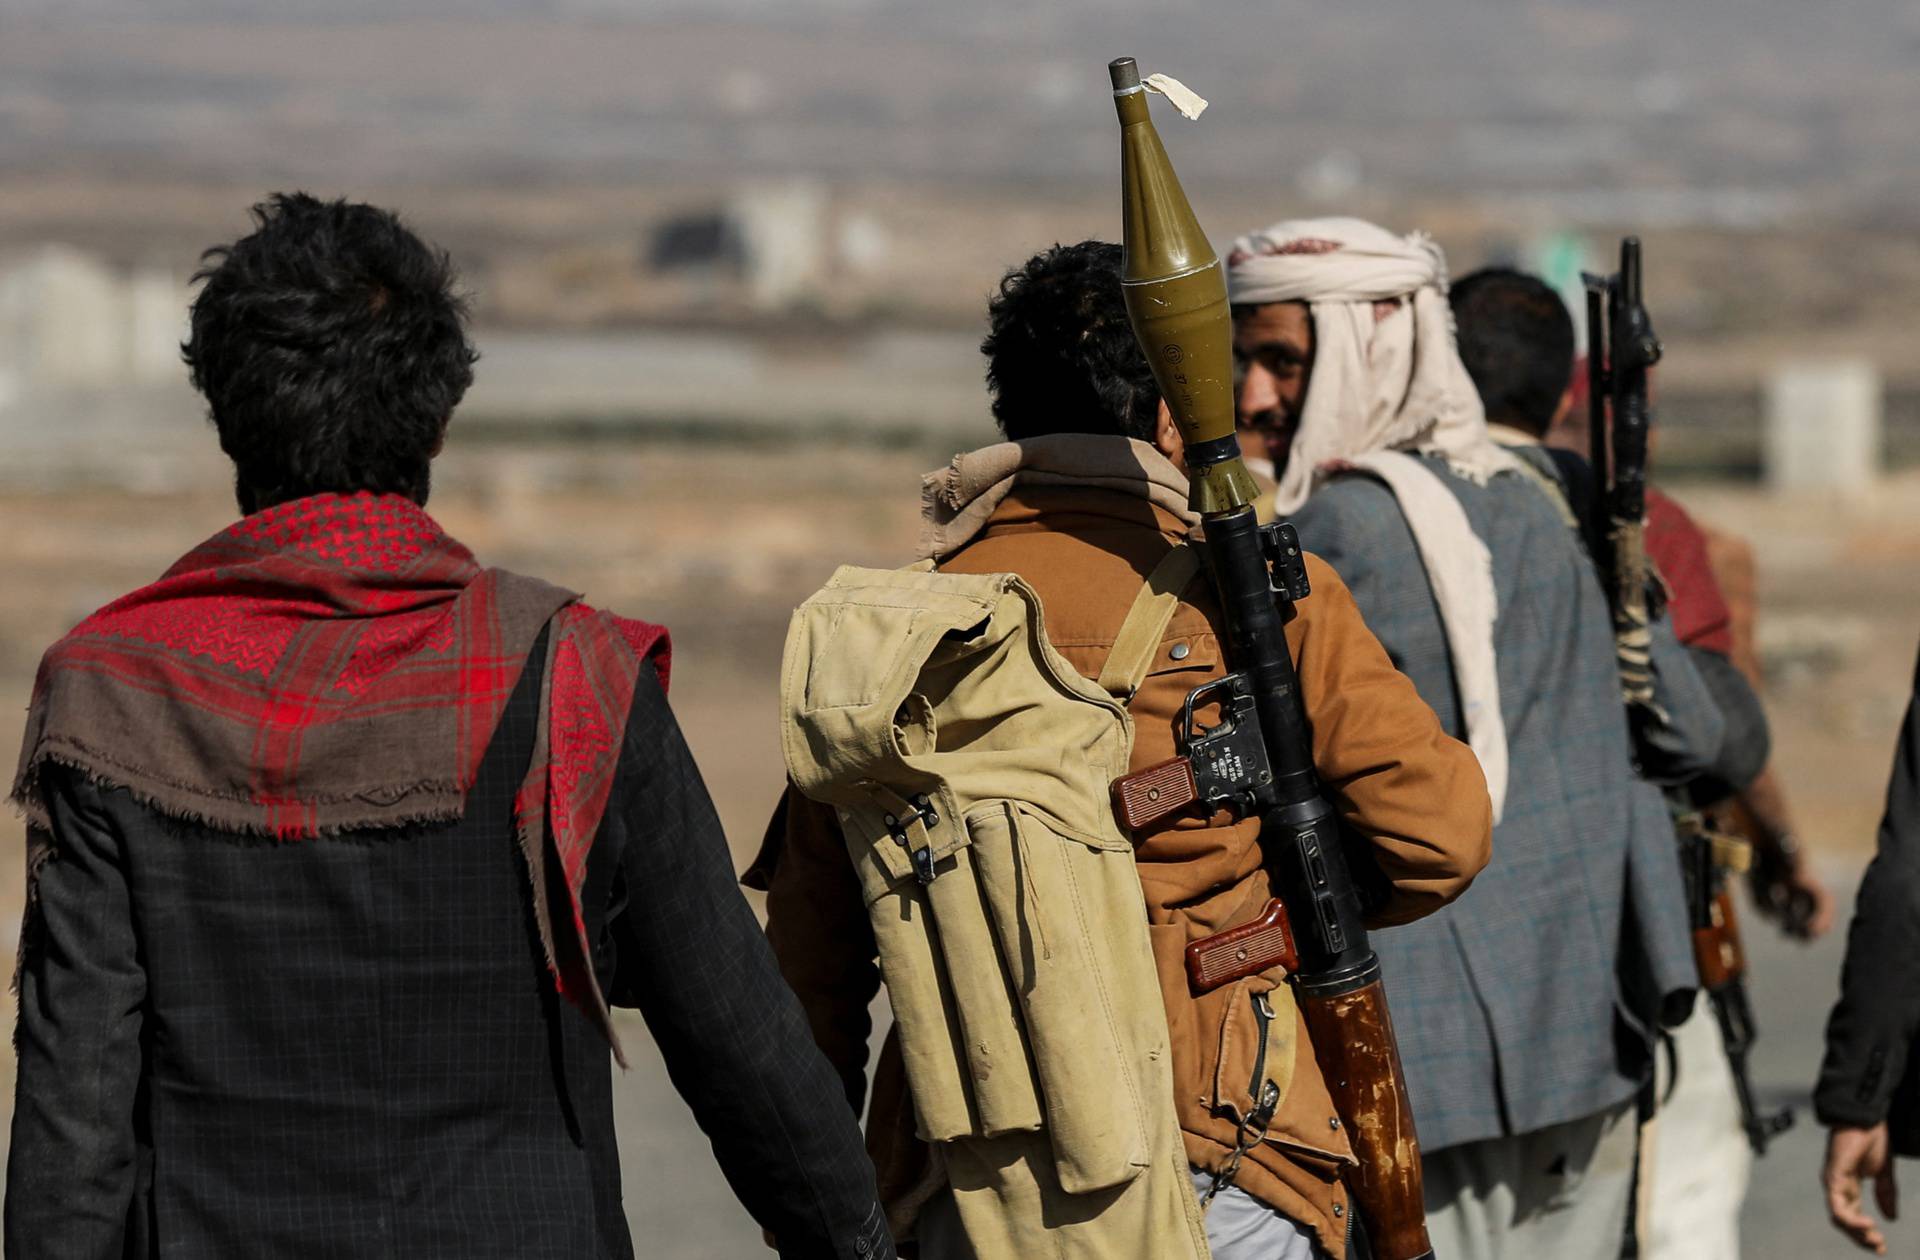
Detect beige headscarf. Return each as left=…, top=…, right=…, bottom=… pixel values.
left=918, top=435, right=1196, bottom=561
left=1226, top=215, right=1518, bottom=510
left=1228, top=216, right=1517, bottom=822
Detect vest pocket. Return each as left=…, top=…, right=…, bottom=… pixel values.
left=1205, top=972, right=1361, bottom=1167
left=848, top=805, right=1042, bottom=1146
left=920, top=841, right=1046, bottom=1138
left=968, top=799, right=1156, bottom=1195
left=1212, top=977, right=1294, bottom=1129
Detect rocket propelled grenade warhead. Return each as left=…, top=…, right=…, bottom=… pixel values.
left=1109, top=57, right=1258, bottom=517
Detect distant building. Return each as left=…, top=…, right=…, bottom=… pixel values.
left=0, top=245, right=191, bottom=397
left=1766, top=359, right=1882, bottom=493
left=648, top=210, right=745, bottom=279
left=644, top=180, right=829, bottom=312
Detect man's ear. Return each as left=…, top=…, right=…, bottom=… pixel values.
left=1152, top=399, right=1186, bottom=470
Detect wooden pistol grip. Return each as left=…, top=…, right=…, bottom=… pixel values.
left=1299, top=980, right=1433, bottom=1260
left=1185, top=898, right=1299, bottom=993
left=1111, top=757, right=1199, bottom=834
left=1693, top=889, right=1747, bottom=989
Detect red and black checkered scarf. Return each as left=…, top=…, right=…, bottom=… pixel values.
left=12, top=492, right=668, bottom=1051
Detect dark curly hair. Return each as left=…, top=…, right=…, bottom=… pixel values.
left=981, top=240, right=1159, bottom=442
left=184, top=192, right=476, bottom=512
left=1450, top=267, right=1574, bottom=439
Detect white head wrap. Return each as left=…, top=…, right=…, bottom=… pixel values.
left=1228, top=216, right=1517, bottom=822
left=1226, top=215, right=1517, bottom=513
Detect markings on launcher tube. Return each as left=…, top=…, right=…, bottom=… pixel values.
left=1206, top=745, right=1249, bottom=783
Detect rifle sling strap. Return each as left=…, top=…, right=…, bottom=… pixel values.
left=1507, top=451, right=1582, bottom=531
left=1099, top=542, right=1203, bottom=700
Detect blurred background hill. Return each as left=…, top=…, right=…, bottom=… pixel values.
left=5, top=0, right=1919, bottom=459
left=3, top=0, right=1918, bottom=344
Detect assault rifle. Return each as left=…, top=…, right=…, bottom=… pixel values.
left=1585, top=240, right=1792, bottom=1156
left=1584, top=238, right=1663, bottom=729
left=1106, top=56, right=1433, bottom=1260
left=1679, top=814, right=1796, bottom=1153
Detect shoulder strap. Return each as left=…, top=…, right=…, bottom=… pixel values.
left=1506, top=450, right=1581, bottom=531
left=1098, top=543, right=1202, bottom=700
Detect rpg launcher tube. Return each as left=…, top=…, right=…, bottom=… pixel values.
left=1110, top=56, right=1258, bottom=518
left=1110, top=55, right=1435, bottom=1260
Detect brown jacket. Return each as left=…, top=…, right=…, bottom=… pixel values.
left=753, top=479, right=1491, bottom=1256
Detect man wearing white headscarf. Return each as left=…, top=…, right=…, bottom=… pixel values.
left=1228, top=217, right=1723, bottom=1260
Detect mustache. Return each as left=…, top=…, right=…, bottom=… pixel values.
left=1239, top=408, right=1295, bottom=434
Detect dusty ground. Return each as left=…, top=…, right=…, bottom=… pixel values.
left=0, top=442, right=1913, bottom=1256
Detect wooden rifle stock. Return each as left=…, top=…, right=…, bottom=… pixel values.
left=1691, top=887, right=1745, bottom=990
left=1299, top=979, right=1430, bottom=1260
left=1685, top=828, right=1796, bottom=1153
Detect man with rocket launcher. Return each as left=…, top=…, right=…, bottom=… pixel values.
left=1105, top=55, right=1483, bottom=1260
left=754, top=56, right=1491, bottom=1260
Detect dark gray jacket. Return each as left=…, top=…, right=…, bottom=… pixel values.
left=6, top=633, right=894, bottom=1260
left=1291, top=449, right=1712, bottom=1152
left=1817, top=645, right=1920, bottom=1156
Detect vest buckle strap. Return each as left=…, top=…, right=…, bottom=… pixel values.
left=885, top=795, right=943, bottom=884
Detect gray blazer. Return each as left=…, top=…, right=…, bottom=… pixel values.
left=1291, top=448, right=1707, bottom=1152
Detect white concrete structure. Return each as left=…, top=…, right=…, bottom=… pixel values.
left=728, top=180, right=827, bottom=311
left=1764, top=359, right=1882, bottom=494
left=0, top=246, right=127, bottom=388
left=0, top=246, right=192, bottom=392
left=127, top=267, right=192, bottom=384
left=0, top=247, right=209, bottom=489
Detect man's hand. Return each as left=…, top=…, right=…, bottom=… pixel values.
left=1752, top=852, right=1836, bottom=940
left=1825, top=1122, right=1898, bottom=1253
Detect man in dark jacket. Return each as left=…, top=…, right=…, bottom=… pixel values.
left=5, top=192, right=893, bottom=1260
left=1817, top=645, right=1920, bottom=1255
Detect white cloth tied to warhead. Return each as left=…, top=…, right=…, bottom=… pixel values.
left=1227, top=216, right=1519, bottom=822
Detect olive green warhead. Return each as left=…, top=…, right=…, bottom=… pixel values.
left=1110, top=56, right=1258, bottom=516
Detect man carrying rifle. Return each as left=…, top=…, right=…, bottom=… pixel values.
left=1551, top=339, right=1836, bottom=942
left=1228, top=218, right=1724, bottom=1260
left=1450, top=266, right=1779, bottom=1260
left=752, top=239, right=1492, bottom=1259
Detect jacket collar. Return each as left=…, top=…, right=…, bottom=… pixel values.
left=1484, top=421, right=1544, bottom=448
left=918, top=435, right=1196, bottom=559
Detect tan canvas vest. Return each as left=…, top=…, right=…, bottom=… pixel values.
left=780, top=551, right=1213, bottom=1258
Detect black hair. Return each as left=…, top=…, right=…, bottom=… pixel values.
left=1450, top=267, right=1575, bottom=438
left=183, top=192, right=476, bottom=511
left=981, top=240, right=1159, bottom=442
